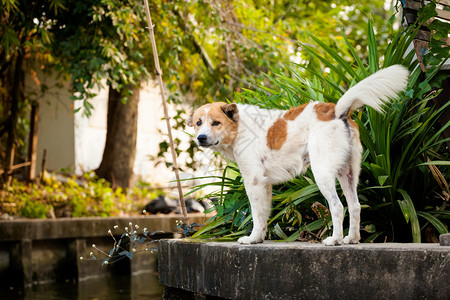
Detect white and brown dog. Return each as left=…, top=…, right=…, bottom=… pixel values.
left=188, top=65, right=409, bottom=245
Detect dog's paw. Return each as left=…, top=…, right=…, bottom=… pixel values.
left=343, top=235, right=360, bottom=244
left=238, top=236, right=263, bottom=244
left=322, top=236, right=343, bottom=246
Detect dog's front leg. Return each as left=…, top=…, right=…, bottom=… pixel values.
left=238, top=178, right=272, bottom=244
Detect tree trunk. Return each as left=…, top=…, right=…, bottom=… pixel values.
left=95, top=85, right=139, bottom=188
left=3, top=52, right=23, bottom=185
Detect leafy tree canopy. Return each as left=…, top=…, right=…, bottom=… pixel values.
left=3, top=0, right=393, bottom=107
left=0, top=0, right=393, bottom=172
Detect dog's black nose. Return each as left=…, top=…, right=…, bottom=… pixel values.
left=197, top=134, right=207, bottom=144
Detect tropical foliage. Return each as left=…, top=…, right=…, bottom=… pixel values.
left=191, top=17, right=449, bottom=243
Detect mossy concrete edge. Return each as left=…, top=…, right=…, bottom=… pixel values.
left=159, top=239, right=450, bottom=300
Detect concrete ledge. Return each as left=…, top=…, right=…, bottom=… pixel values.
left=0, top=214, right=208, bottom=241
left=159, top=239, right=450, bottom=300
left=0, top=214, right=208, bottom=287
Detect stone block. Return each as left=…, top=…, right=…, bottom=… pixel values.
left=440, top=233, right=450, bottom=246
left=159, top=240, right=450, bottom=300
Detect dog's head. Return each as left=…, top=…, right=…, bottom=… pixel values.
left=188, top=102, right=239, bottom=148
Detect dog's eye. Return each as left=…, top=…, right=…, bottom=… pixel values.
left=212, top=121, right=221, bottom=126
left=196, top=120, right=202, bottom=126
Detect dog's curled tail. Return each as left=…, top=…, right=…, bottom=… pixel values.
left=335, top=65, right=409, bottom=119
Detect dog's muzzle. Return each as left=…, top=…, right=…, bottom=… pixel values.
left=197, top=134, right=208, bottom=146
left=196, top=134, right=218, bottom=147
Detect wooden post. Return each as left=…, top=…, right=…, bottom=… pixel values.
left=39, top=149, right=47, bottom=185
left=143, top=0, right=189, bottom=225
left=27, top=103, right=39, bottom=181
left=9, top=239, right=32, bottom=287
left=6, top=143, right=15, bottom=186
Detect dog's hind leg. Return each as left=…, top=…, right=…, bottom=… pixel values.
left=338, top=166, right=361, bottom=244
left=338, top=146, right=362, bottom=244
left=308, top=124, right=349, bottom=246
left=238, top=179, right=272, bottom=244
left=313, top=171, right=344, bottom=246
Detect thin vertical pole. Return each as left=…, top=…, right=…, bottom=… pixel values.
left=143, top=0, right=189, bottom=225
left=27, top=103, right=39, bottom=181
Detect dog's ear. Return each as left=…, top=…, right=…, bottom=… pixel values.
left=187, top=112, right=193, bottom=127
left=221, top=103, right=239, bottom=122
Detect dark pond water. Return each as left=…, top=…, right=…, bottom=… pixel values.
left=1, top=271, right=163, bottom=300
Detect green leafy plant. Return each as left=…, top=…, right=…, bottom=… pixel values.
left=191, top=17, right=449, bottom=243
left=1, top=172, right=164, bottom=218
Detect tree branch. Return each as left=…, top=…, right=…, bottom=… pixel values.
left=171, top=9, right=216, bottom=74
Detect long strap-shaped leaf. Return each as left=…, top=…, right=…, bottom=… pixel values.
left=397, top=189, right=421, bottom=243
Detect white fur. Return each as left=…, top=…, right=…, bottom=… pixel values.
left=335, top=65, right=410, bottom=117
left=195, top=65, right=409, bottom=245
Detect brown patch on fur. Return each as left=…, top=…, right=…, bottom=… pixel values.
left=284, top=104, right=308, bottom=121
left=314, top=103, right=336, bottom=121
left=348, top=118, right=360, bottom=140
left=265, top=184, right=272, bottom=196
left=267, top=118, right=287, bottom=150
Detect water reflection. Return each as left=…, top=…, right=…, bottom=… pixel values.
left=2, top=271, right=163, bottom=300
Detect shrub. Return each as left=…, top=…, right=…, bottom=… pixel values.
left=191, top=19, right=449, bottom=243
left=0, top=172, right=163, bottom=218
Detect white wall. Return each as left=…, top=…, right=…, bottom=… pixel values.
left=73, top=81, right=197, bottom=186
left=25, top=69, right=76, bottom=174
left=26, top=69, right=219, bottom=190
